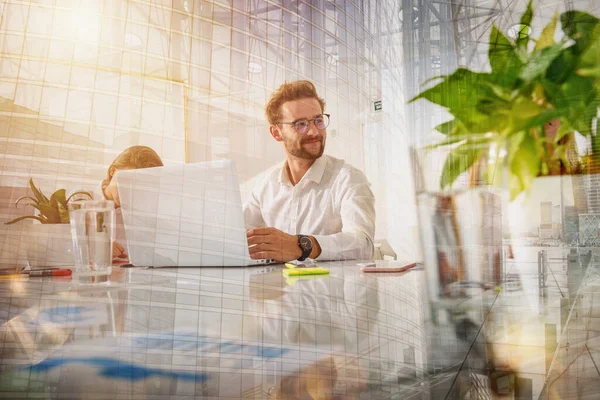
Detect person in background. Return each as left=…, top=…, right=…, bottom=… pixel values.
left=97, top=146, right=163, bottom=259
left=99, top=146, right=163, bottom=208
left=244, top=80, right=375, bottom=263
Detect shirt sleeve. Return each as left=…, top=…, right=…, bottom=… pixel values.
left=313, top=179, right=376, bottom=261
left=243, top=188, right=265, bottom=230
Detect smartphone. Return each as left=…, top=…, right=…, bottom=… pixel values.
left=360, top=262, right=418, bottom=273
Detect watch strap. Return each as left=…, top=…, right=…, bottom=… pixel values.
left=297, top=235, right=312, bottom=261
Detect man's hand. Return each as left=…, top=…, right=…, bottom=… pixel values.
left=103, top=180, right=121, bottom=208
left=113, top=241, right=128, bottom=259
left=246, top=227, right=302, bottom=262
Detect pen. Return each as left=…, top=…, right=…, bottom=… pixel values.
left=0, top=267, right=59, bottom=275
left=27, top=269, right=72, bottom=277
left=0, top=269, right=71, bottom=277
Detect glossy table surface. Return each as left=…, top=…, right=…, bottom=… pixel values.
left=0, top=247, right=596, bottom=399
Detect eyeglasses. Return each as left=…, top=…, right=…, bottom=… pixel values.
left=277, top=114, right=330, bottom=134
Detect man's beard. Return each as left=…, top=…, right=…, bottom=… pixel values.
left=284, top=136, right=325, bottom=160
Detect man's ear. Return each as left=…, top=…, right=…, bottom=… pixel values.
left=270, top=125, right=284, bottom=142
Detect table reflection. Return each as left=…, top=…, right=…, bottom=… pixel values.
left=0, top=249, right=594, bottom=399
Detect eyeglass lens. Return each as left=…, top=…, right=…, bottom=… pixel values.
left=294, top=114, right=329, bottom=134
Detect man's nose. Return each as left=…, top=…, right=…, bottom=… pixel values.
left=305, top=121, right=322, bottom=137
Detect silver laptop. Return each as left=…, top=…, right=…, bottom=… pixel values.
left=115, top=160, right=276, bottom=267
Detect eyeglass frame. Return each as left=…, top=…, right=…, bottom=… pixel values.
left=276, top=113, right=331, bottom=134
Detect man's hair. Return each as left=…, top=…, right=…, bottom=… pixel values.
left=265, top=80, right=326, bottom=125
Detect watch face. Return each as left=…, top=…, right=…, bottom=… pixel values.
left=299, top=236, right=312, bottom=251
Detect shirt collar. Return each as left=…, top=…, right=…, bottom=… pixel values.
left=278, top=160, right=291, bottom=186
left=278, top=156, right=328, bottom=186
left=304, top=155, right=327, bottom=184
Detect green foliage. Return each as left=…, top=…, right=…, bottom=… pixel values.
left=5, top=179, right=92, bottom=225
left=409, top=0, right=600, bottom=199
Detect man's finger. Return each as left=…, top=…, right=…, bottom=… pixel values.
left=248, top=243, right=271, bottom=254
left=250, top=251, right=278, bottom=260
left=248, top=243, right=283, bottom=255
left=247, top=235, right=276, bottom=246
left=246, top=227, right=275, bottom=236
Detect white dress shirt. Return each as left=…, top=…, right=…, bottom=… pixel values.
left=243, top=155, right=375, bottom=261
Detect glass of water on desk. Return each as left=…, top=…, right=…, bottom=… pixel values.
left=68, top=200, right=115, bottom=274
left=413, top=140, right=508, bottom=302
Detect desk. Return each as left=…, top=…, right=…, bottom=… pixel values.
left=0, top=249, right=594, bottom=399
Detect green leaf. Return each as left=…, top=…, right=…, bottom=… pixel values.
left=577, top=66, right=600, bottom=77
left=50, top=189, right=67, bottom=208
left=516, top=0, right=534, bottom=49
left=4, top=215, right=48, bottom=225
left=519, top=44, right=562, bottom=82
left=542, top=78, right=567, bottom=107
left=541, top=74, right=600, bottom=138
left=434, top=120, right=457, bottom=135
left=485, top=140, right=509, bottom=186
left=571, top=97, right=599, bottom=136
left=29, top=178, right=50, bottom=205
left=509, top=174, right=525, bottom=200
left=427, top=133, right=493, bottom=150
left=408, top=69, right=488, bottom=109
left=489, top=25, right=522, bottom=86
left=49, top=189, right=74, bottom=223
left=15, top=196, right=39, bottom=208
left=555, top=118, right=574, bottom=142
left=420, top=75, right=445, bottom=87
left=38, top=203, right=61, bottom=223
left=560, top=74, right=600, bottom=136
left=66, top=191, right=92, bottom=203
left=511, top=108, right=562, bottom=134
left=578, top=24, right=600, bottom=74
left=546, top=47, right=577, bottom=84
left=561, top=11, right=600, bottom=53
left=476, top=97, right=511, bottom=118
left=484, top=82, right=518, bottom=102
left=560, top=12, right=600, bottom=81
left=512, top=96, right=546, bottom=119
left=506, top=131, right=526, bottom=161
left=410, top=69, right=508, bottom=134
left=425, top=136, right=464, bottom=149
left=440, top=143, right=484, bottom=190
left=535, top=13, right=558, bottom=51
left=509, top=133, right=540, bottom=199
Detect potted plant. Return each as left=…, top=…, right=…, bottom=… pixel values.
left=6, top=179, right=91, bottom=267
left=410, top=0, right=600, bottom=249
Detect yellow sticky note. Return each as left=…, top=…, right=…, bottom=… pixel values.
left=282, top=267, right=329, bottom=276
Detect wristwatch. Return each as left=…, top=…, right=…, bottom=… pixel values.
left=296, top=235, right=313, bottom=261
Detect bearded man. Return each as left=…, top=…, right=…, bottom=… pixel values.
left=244, top=80, right=376, bottom=263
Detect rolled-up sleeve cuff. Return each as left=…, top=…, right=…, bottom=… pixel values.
left=312, top=233, right=374, bottom=261
left=312, top=234, right=337, bottom=261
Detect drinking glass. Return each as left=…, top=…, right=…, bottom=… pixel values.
left=68, top=200, right=115, bottom=274
left=414, top=139, right=508, bottom=303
